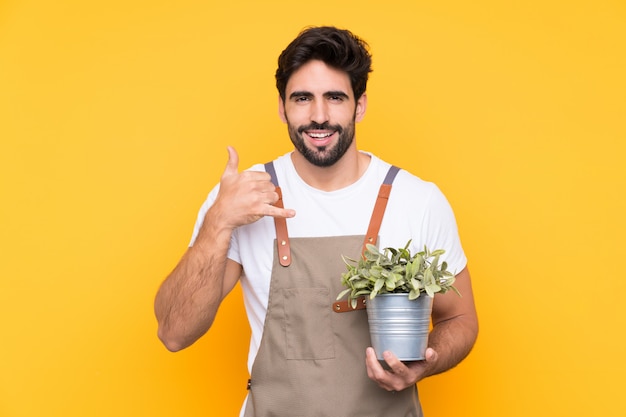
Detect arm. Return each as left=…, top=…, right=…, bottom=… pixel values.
left=365, top=266, right=478, bottom=391
left=154, top=147, right=295, bottom=352
left=154, top=215, right=240, bottom=352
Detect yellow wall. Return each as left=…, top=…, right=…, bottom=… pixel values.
left=1, top=0, right=625, bottom=416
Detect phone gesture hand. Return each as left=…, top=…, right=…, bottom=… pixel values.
left=214, top=146, right=295, bottom=229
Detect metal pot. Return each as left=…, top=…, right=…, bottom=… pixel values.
left=366, top=293, right=433, bottom=361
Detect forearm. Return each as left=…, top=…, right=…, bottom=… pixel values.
left=423, top=313, right=478, bottom=379
left=421, top=266, right=478, bottom=379
left=154, top=209, right=233, bottom=352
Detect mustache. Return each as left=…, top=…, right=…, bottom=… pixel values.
left=297, top=122, right=343, bottom=134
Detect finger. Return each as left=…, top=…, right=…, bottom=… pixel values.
left=366, top=348, right=397, bottom=391
left=382, top=350, right=407, bottom=375
left=265, top=206, right=296, bottom=219
left=365, top=347, right=383, bottom=378
left=222, top=146, right=239, bottom=178
left=366, top=346, right=378, bottom=361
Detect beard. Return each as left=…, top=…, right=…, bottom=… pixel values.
left=286, top=118, right=356, bottom=167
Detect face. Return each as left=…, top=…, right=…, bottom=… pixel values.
left=279, top=60, right=367, bottom=167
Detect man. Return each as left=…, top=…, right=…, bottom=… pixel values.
left=155, top=26, right=478, bottom=416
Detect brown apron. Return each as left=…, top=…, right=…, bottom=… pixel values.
left=243, top=163, right=422, bottom=417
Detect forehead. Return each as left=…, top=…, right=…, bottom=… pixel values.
left=285, top=60, right=353, bottom=97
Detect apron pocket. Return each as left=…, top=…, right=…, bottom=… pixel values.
left=283, top=287, right=335, bottom=360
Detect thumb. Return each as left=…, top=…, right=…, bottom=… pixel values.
left=222, top=146, right=239, bottom=178
left=424, top=347, right=438, bottom=363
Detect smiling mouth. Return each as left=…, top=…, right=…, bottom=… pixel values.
left=306, top=131, right=334, bottom=139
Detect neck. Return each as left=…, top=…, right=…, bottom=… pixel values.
left=290, top=147, right=371, bottom=191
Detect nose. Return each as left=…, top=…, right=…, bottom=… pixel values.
left=310, top=99, right=329, bottom=124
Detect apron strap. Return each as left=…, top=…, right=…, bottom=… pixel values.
left=265, top=162, right=291, bottom=267
left=362, top=165, right=400, bottom=256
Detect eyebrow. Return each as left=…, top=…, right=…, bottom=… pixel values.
left=289, top=91, right=314, bottom=100
left=288, top=90, right=350, bottom=100
left=324, top=91, right=350, bottom=99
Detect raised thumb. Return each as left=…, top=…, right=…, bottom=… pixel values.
left=222, top=146, right=239, bottom=178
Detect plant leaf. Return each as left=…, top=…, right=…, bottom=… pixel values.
left=409, top=289, right=420, bottom=300
left=336, top=288, right=351, bottom=300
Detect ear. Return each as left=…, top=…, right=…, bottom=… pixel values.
left=278, top=95, right=287, bottom=123
left=355, top=93, right=367, bottom=122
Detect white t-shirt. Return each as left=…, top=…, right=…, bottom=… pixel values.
left=190, top=151, right=467, bottom=373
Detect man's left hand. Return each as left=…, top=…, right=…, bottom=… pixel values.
left=365, top=347, right=437, bottom=392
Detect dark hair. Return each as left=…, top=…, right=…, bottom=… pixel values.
left=275, top=26, right=372, bottom=101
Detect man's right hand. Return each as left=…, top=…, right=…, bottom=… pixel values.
left=211, top=146, right=296, bottom=229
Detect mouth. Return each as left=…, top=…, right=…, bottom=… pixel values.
left=304, top=130, right=336, bottom=147
left=306, top=131, right=335, bottom=139
left=296, top=122, right=342, bottom=148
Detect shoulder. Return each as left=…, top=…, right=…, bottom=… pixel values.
left=369, top=154, right=440, bottom=199
left=368, top=157, right=454, bottom=216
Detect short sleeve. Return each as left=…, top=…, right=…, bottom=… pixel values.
left=420, top=185, right=467, bottom=275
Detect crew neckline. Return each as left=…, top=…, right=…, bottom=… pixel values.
left=280, top=151, right=379, bottom=196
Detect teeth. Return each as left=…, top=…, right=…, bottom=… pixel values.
left=308, top=132, right=332, bottom=139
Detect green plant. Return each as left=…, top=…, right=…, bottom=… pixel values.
left=337, top=240, right=460, bottom=309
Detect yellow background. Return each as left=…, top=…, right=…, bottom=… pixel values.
left=1, top=0, right=625, bottom=416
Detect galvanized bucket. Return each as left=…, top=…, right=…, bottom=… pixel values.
left=366, top=293, right=433, bottom=361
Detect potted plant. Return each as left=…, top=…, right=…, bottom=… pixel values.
left=336, top=240, right=460, bottom=360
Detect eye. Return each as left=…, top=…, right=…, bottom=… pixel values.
left=290, top=93, right=313, bottom=103
left=328, top=95, right=344, bottom=102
